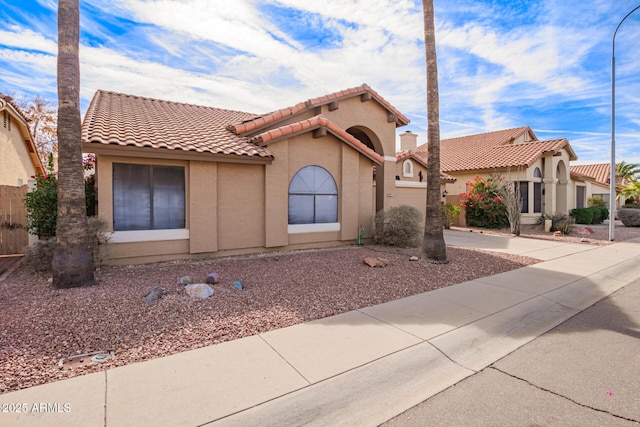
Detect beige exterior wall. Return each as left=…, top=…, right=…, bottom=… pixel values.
left=0, top=113, right=37, bottom=186
left=94, top=130, right=377, bottom=264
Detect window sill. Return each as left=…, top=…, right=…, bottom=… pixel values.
left=109, top=229, right=189, bottom=243
left=288, top=223, right=340, bottom=234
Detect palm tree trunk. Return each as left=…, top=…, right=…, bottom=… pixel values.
left=52, top=0, right=96, bottom=288
left=421, top=0, right=447, bottom=263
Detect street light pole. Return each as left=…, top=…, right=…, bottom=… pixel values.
left=610, top=4, right=640, bottom=241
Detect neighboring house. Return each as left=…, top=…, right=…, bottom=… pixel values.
left=570, top=163, right=623, bottom=210
left=392, top=130, right=456, bottom=226
left=0, top=94, right=43, bottom=186
left=0, top=94, right=44, bottom=253
left=397, top=126, right=579, bottom=224
left=82, top=84, right=409, bottom=264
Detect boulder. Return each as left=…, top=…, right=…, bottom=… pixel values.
left=177, top=276, right=193, bottom=286
left=363, top=257, right=389, bottom=268
left=142, top=285, right=165, bottom=304
left=185, top=283, right=214, bottom=299
left=205, top=272, right=220, bottom=284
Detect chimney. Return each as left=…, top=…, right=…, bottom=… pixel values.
left=400, top=130, right=417, bottom=152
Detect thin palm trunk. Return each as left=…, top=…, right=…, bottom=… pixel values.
left=420, top=0, right=447, bottom=263
left=52, top=0, right=96, bottom=288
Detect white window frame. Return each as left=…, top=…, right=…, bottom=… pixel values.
left=403, top=160, right=414, bottom=178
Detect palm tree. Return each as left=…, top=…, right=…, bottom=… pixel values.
left=616, top=161, right=640, bottom=181
left=420, top=0, right=447, bottom=263
left=52, top=0, right=96, bottom=288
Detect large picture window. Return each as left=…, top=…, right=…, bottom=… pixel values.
left=288, top=165, right=338, bottom=224
left=113, top=163, right=185, bottom=231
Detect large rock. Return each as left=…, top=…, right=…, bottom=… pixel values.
left=618, top=208, right=640, bottom=227
left=185, top=283, right=214, bottom=299
left=363, top=257, right=389, bottom=268
left=142, top=285, right=165, bottom=304
left=205, top=272, right=220, bottom=284
left=177, top=276, right=193, bottom=286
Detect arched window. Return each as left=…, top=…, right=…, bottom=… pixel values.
left=403, top=160, right=414, bottom=177
left=288, top=166, right=338, bottom=224
left=533, top=167, right=542, bottom=178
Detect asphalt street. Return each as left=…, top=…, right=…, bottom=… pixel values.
left=382, top=278, right=640, bottom=426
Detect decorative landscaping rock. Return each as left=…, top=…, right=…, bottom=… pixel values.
left=233, top=281, right=244, bottom=290
left=185, top=283, right=214, bottom=299
left=205, top=272, right=220, bottom=284
left=553, top=231, right=562, bottom=237
left=363, top=257, right=389, bottom=268
left=177, top=276, right=193, bottom=286
left=618, top=208, right=640, bottom=227
left=142, top=285, right=165, bottom=304
left=409, top=256, right=419, bottom=261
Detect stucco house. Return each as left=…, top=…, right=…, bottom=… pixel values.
left=82, top=84, right=410, bottom=264
left=0, top=94, right=43, bottom=186
left=569, top=163, right=620, bottom=210
left=396, top=126, right=582, bottom=225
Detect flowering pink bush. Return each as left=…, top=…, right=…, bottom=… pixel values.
left=460, top=175, right=509, bottom=229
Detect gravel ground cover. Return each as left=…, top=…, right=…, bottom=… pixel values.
left=3, top=223, right=639, bottom=394
left=0, top=244, right=539, bottom=394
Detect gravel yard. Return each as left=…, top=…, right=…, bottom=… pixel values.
left=0, top=244, right=539, bottom=394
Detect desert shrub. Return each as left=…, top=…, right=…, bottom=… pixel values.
left=461, top=175, right=509, bottom=229
left=618, top=208, right=640, bottom=227
left=22, top=239, right=57, bottom=272
left=373, top=205, right=422, bottom=247
left=441, top=203, right=461, bottom=229
left=587, top=196, right=606, bottom=207
left=22, top=217, right=111, bottom=272
left=624, top=202, right=640, bottom=209
left=540, top=213, right=575, bottom=234
left=570, top=207, right=594, bottom=224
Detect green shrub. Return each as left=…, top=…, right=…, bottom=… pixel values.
left=373, top=205, right=422, bottom=247
left=624, top=202, right=640, bottom=209
left=441, top=202, right=461, bottom=229
left=570, top=207, right=594, bottom=224
left=24, top=173, right=57, bottom=238
left=589, top=206, right=609, bottom=224
left=570, top=206, right=609, bottom=224
left=460, top=175, right=509, bottom=229
left=619, top=208, right=640, bottom=226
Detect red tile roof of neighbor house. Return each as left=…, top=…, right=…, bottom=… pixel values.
left=570, top=163, right=611, bottom=186
left=414, top=126, right=577, bottom=173
left=251, top=115, right=384, bottom=165
left=227, top=84, right=410, bottom=136
left=82, top=90, right=273, bottom=159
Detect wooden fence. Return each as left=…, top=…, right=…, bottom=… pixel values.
left=0, top=185, right=29, bottom=254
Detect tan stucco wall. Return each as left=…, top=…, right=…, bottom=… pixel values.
left=0, top=115, right=37, bottom=186
left=94, top=130, right=378, bottom=264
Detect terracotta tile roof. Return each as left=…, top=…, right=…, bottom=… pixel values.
left=570, top=163, right=611, bottom=186
left=396, top=149, right=456, bottom=183
left=251, top=115, right=383, bottom=165
left=415, top=127, right=577, bottom=173
left=228, top=84, right=409, bottom=135
left=82, top=90, right=273, bottom=159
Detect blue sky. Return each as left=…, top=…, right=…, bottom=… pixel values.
left=1, top=0, right=639, bottom=164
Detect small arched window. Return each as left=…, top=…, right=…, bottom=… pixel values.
left=403, top=160, right=414, bottom=177
left=533, top=167, right=542, bottom=178
left=288, top=166, right=338, bottom=224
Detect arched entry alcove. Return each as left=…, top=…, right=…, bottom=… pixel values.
left=346, top=126, right=386, bottom=212
left=556, top=160, right=569, bottom=214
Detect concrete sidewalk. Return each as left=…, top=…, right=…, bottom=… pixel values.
left=2, top=230, right=640, bottom=427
